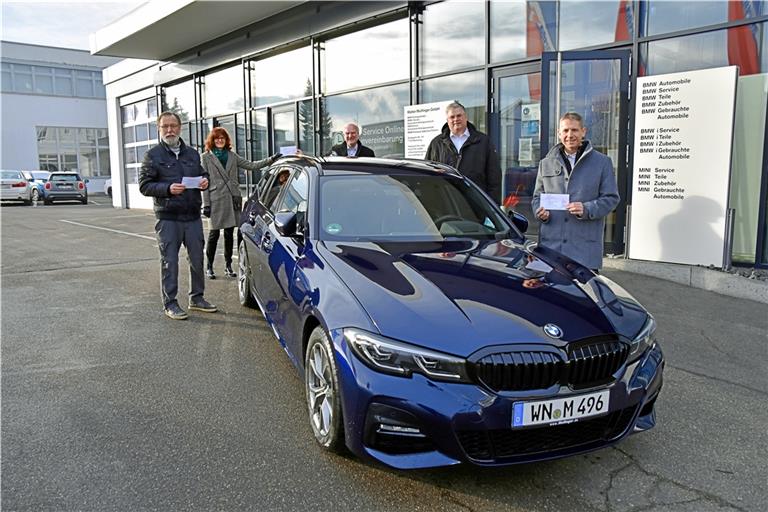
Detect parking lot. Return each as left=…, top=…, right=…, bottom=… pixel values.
left=2, top=202, right=766, bottom=511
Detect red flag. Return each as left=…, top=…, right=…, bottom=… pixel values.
left=614, top=0, right=632, bottom=41
left=727, top=1, right=760, bottom=75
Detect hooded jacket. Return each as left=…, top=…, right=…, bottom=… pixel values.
left=424, top=121, right=501, bottom=203
left=139, top=139, right=208, bottom=221
left=531, top=141, right=620, bottom=269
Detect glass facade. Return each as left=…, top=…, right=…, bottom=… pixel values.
left=123, top=0, right=768, bottom=266
left=121, top=97, right=158, bottom=185
left=35, top=126, right=110, bottom=177
left=1, top=62, right=106, bottom=98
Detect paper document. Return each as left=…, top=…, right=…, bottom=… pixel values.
left=540, top=193, right=569, bottom=210
left=279, top=145, right=298, bottom=156
left=181, top=176, right=203, bottom=189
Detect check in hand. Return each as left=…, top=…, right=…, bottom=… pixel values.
left=169, top=183, right=186, bottom=195
left=566, top=201, right=584, bottom=217
left=536, top=206, right=550, bottom=222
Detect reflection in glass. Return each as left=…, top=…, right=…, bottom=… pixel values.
left=559, top=1, right=632, bottom=50
left=642, top=1, right=766, bottom=37
left=497, top=72, right=541, bottom=237
left=421, top=0, right=485, bottom=75
left=162, top=80, right=195, bottom=122
left=203, top=65, right=244, bottom=117
left=251, top=47, right=312, bottom=107
left=273, top=108, right=296, bottom=152
left=490, top=0, right=556, bottom=62
left=641, top=23, right=766, bottom=77
left=323, top=18, right=409, bottom=93
left=298, top=100, right=316, bottom=155
left=420, top=70, right=486, bottom=132
left=250, top=110, right=268, bottom=161
left=324, top=83, right=409, bottom=157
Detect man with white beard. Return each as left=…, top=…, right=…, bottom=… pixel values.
left=139, top=111, right=218, bottom=320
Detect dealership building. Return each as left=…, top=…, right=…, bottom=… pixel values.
left=92, top=0, right=768, bottom=268
left=1, top=41, right=119, bottom=193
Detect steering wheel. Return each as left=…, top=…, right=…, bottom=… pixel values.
left=433, top=214, right=463, bottom=228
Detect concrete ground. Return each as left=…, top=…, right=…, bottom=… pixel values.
left=2, top=202, right=766, bottom=511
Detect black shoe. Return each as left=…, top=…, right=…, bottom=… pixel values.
left=189, top=297, right=218, bottom=313
left=225, top=264, right=236, bottom=278
left=164, top=302, right=189, bottom=320
left=206, top=266, right=216, bottom=279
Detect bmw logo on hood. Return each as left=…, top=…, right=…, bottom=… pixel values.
left=543, top=323, right=563, bottom=339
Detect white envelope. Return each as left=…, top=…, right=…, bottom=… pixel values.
left=181, top=176, right=203, bottom=189
left=540, top=193, right=569, bottom=210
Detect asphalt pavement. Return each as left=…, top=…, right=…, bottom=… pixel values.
left=2, top=201, right=766, bottom=512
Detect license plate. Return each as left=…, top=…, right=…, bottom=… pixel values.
left=512, top=390, right=610, bottom=428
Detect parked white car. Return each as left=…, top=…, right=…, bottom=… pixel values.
left=1, top=170, right=32, bottom=205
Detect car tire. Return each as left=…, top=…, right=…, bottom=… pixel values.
left=107, top=187, right=112, bottom=197
left=237, top=241, right=258, bottom=308
left=305, top=326, right=345, bottom=453
left=81, top=198, right=88, bottom=205
left=31, top=189, right=40, bottom=203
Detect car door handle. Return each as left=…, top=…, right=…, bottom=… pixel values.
left=262, top=232, right=273, bottom=254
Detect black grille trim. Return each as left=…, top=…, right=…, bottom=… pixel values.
left=456, top=406, right=638, bottom=461
left=470, top=338, right=629, bottom=392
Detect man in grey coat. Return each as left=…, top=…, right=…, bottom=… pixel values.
left=532, top=112, right=619, bottom=270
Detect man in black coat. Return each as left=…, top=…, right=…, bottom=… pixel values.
left=424, top=101, right=501, bottom=203
left=329, top=123, right=375, bottom=157
left=139, top=111, right=217, bottom=320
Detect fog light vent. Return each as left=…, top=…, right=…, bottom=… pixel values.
left=364, top=403, right=435, bottom=454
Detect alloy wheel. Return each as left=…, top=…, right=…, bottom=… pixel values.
left=307, top=342, right=334, bottom=437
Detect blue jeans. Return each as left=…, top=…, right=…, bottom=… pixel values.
left=155, top=218, right=205, bottom=307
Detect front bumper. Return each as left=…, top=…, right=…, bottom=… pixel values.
left=331, top=329, right=664, bottom=469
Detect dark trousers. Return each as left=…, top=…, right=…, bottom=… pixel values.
left=206, top=227, right=235, bottom=267
left=155, top=218, right=205, bottom=307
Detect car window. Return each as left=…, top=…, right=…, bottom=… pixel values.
left=275, top=171, right=308, bottom=215
left=31, top=172, right=50, bottom=181
left=50, top=174, right=80, bottom=181
left=263, top=167, right=295, bottom=213
left=1, top=170, right=23, bottom=180
left=318, top=174, right=508, bottom=241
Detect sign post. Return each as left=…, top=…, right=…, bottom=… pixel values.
left=628, top=66, right=738, bottom=267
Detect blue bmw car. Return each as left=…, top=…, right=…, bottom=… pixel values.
left=238, top=156, right=663, bottom=469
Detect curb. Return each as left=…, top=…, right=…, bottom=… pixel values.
left=602, top=258, right=768, bottom=304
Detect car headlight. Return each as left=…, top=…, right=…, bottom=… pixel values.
left=344, top=328, right=471, bottom=383
left=629, top=315, right=656, bottom=361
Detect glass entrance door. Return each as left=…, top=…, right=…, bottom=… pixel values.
left=492, top=63, right=542, bottom=237
left=541, top=50, right=630, bottom=255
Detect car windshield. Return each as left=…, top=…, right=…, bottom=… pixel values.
left=50, top=174, right=79, bottom=181
left=31, top=172, right=50, bottom=180
left=318, top=174, right=511, bottom=242
left=1, top=170, right=23, bottom=180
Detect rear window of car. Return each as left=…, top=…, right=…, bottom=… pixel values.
left=50, top=174, right=81, bottom=181
left=1, top=170, right=23, bottom=180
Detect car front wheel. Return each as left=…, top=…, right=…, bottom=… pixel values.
left=31, top=189, right=40, bottom=203
left=305, top=327, right=345, bottom=453
left=237, top=241, right=257, bottom=308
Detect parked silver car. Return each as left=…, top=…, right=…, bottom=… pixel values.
left=1, top=170, right=32, bottom=205
left=43, top=172, right=88, bottom=205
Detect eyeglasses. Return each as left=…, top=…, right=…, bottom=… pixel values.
left=214, top=136, right=226, bottom=140
left=159, top=123, right=180, bottom=130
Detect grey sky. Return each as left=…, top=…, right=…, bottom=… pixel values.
left=1, top=1, right=144, bottom=51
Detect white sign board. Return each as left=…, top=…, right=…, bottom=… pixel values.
left=628, top=66, right=737, bottom=267
left=404, top=101, right=451, bottom=159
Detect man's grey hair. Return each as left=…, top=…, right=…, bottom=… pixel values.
left=445, top=101, right=466, bottom=114
left=343, top=123, right=360, bottom=133
left=559, top=112, right=584, bottom=127
left=157, top=111, right=182, bottom=125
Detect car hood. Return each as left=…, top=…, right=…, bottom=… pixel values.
left=317, top=239, right=648, bottom=356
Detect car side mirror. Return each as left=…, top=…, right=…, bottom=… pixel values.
left=507, top=210, right=529, bottom=233
left=274, top=211, right=298, bottom=237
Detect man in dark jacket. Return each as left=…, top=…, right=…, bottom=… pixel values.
left=424, top=101, right=501, bottom=203
left=329, top=123, right=375, bottom=157
left=139, top=111, right=217, bottom=320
